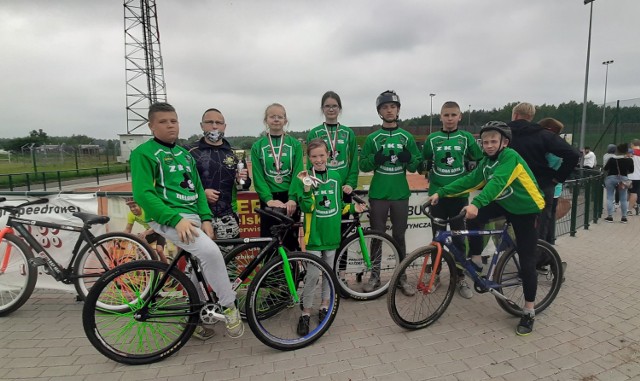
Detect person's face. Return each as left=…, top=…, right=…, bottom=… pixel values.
left=309, top=146, right=328, bottom=171
left=201, top=110, right=226, bottom=134
left=322, top=98, right=341, bottom=121
left=481, top=131, right=508, bottom=156
left=128, top=204, right=142, bottom=216
left=149, top=111, right=179, bottom=143
left=440, top=107, right=462, bottom=131
left=265, top=106, right=287, bottom=132
left=379, top=103, right=399, bottom=123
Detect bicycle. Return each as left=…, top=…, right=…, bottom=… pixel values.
left=83, top=207, right=340, bottom=365
left=0, top=197, right=157, bottom=316
left=332, top=194, right=401, bottom=300
left=387, top=201, right=563, bottom=330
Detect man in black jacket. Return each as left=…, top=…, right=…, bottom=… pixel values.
left=508, top=102, right=580, bottom=242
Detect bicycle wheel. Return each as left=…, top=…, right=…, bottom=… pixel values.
left=224, top=241, right=270, bottom=319
left=73, top=232, right=157, bottom=303
left=0, top=233, right=37, bottom=316
left=82, top=260, right=199, bottom=365
left=245, top=252, right=339, bottom=351
left=334, top=230, right=400, bottom=300
left=494, top=239, right=563, bottom=317
left=387, top=245, right=456, bottom=330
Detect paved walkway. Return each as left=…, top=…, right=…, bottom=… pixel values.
left=1, top=210, right=638, bottom=380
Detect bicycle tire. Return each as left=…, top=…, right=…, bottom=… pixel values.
left=223, top=241, right=271, bottom=319
left=245, top=252, right=339, bottom=351
left=0, top=233, right=38, bottom=316
left=494, top=239, right=563, bottom=317
left=73, top=232, right=157, bottom=303
left=387, top=245, right=456, bottom=330
left=334, top=230, right=400, bottom=300
left=82, top=260, right=199, bottom=365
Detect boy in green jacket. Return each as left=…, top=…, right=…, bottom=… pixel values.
left=130, top=102, right=243, bottom=340
left=422, top=101, right=483, bottom=299
left=430, top=121, right=545, bottom=336
left=359, top=90, right=421, bottom=296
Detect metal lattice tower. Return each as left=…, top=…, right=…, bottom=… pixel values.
left=124, top=0, right=167, bottom=133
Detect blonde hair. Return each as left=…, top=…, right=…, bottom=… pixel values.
left=263, top=103, right=288, bottom=127
left=512, top=102, right=536, bottom=121
left=538, top=117, right=564, bottom=135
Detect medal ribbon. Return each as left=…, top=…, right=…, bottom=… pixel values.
left=311, top=168, right=329, bottom=187
left=267, top=134, right=285, bottom=176
left=323, top=123, right=340, bottom=161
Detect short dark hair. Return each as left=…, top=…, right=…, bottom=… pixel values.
left=148, top=102, right=176, bottom=122
left=307, top=138, right=329, bottom=156
left=617, top=143, right=629, bottom=155
left=201, top=108, right=222, bottom=121
left=321, top=91, right=342, bottom=110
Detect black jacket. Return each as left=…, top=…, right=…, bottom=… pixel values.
left=507, top=119, right=580, bottom=186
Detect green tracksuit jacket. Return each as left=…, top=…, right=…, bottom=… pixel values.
left=436, top=147, right=545, bottom=214
left=306, top=123, right=359, bottom=189
left=130, top=138, right=212, bottom=227
left=251, top=134, right=303, bottom=202
left=359, top=127, right=420, bottom=200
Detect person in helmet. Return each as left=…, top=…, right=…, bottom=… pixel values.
left=429, top=121, right=545, bottom=336
left=359, top=90, right=421, bottom=296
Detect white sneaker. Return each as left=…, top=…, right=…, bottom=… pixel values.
left=457, top=279, right=473, bottom=299
left=223, top=306, right=244, bottom=338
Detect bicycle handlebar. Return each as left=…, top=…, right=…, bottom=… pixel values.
left=256, top=207, right=295, bottom=225
left=351, top=194, right=366, bottom=205
left=420, top=200, right=466, bottom=225
left=0, top=198, right=49, bottom=215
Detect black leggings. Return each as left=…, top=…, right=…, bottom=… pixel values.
left=259, top=192, right=300, bottom=252
left=465, top=202, right=539, bottom=303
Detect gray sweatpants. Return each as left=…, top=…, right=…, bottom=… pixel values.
left=149, top=214, right=236, bottom=308
left=303, top=249, right=336, bottom=309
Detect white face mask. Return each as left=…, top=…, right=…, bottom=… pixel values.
left=204, top=130, right=224, bottom=143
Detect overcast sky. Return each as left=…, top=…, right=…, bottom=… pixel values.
left=1, top=0, right=639, bottom=140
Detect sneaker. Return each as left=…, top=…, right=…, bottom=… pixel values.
left=398, top=279, right=416, bottom=297
left=297, top=315, right=310, bottom=336
left=318, top=308, right=328, bottom=323
left=192, top=324, right=216, bottom=340
left=362, top=276, right=381, bottom=293
left=635, top=205, right=640, bottom=215
left=516, top=313, right=535, bottom=336
left=457, top=279, right=473, bottom=299
left=628, top=210, right=634, bottom=216
left=622, top=217, right=628, bottom=224
left=223, top=306, right=244, bottom=338
left=604, top=216, right=614, bottom=223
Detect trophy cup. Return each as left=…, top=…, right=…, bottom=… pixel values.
left=235, top=150, right=246, bottom=189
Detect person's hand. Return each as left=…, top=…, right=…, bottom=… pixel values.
left=342, top=185, right=353, bottom=194
left=205, top=189, right=220, bottom=204
left=297, top=170, right=309, bottom=182
left=429, top=194, right=440, bottom=205
left=175, top=218, right=199, bottom=244
left=267, top=199, right=287, bottom=209
left=397, top=146, right=411, bottom=163
left=201, top=220, right=216, bottom=239
left=374, top=148, right=386, bottom=165
left=237, top=169, right=248, bottom=182
left=464, top=204, right=479, bottom=219
left=285, top=200, right=297, bottom=216
left=354, top=201, right=366, bottom=213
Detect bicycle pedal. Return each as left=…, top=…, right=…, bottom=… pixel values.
left=28, top=257, right=47, bottom=267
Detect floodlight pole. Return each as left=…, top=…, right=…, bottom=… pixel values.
left=602, top=59, right=614, bottom=125
left=579, top=0, right=595, bottom=164
left=429, top=93, right=436, bottom=134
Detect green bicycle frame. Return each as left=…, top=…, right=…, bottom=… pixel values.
left=278, top=246, right=300, bottom=303
left=357, top=226, right=372, bottom=269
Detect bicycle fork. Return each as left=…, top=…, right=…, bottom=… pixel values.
left=417, top=242, right=442, bottom=294
left=0, top=227, right=15, bottom=274
left=278, top=247, right=300, bottom=303
left=357, top=227, right=372, bottom=269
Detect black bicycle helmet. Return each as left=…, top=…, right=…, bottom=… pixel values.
left=376, top=90, right=401, bottom=111
left=479, top=121, right=512, bottom=141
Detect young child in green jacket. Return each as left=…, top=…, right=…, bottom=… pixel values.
left=295, top=138, right=364, bottom=336
left=429, top=121, right=545, bottom=336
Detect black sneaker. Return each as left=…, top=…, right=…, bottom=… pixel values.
left=318, top=308, right=328, bottom=323
left=297, top=315, right=310, bottom=336
left=516, top=313, right=535, bottom=336
left=604, top=216, right=614, bottom=223
left=622, top=217, right=628, bottom=224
